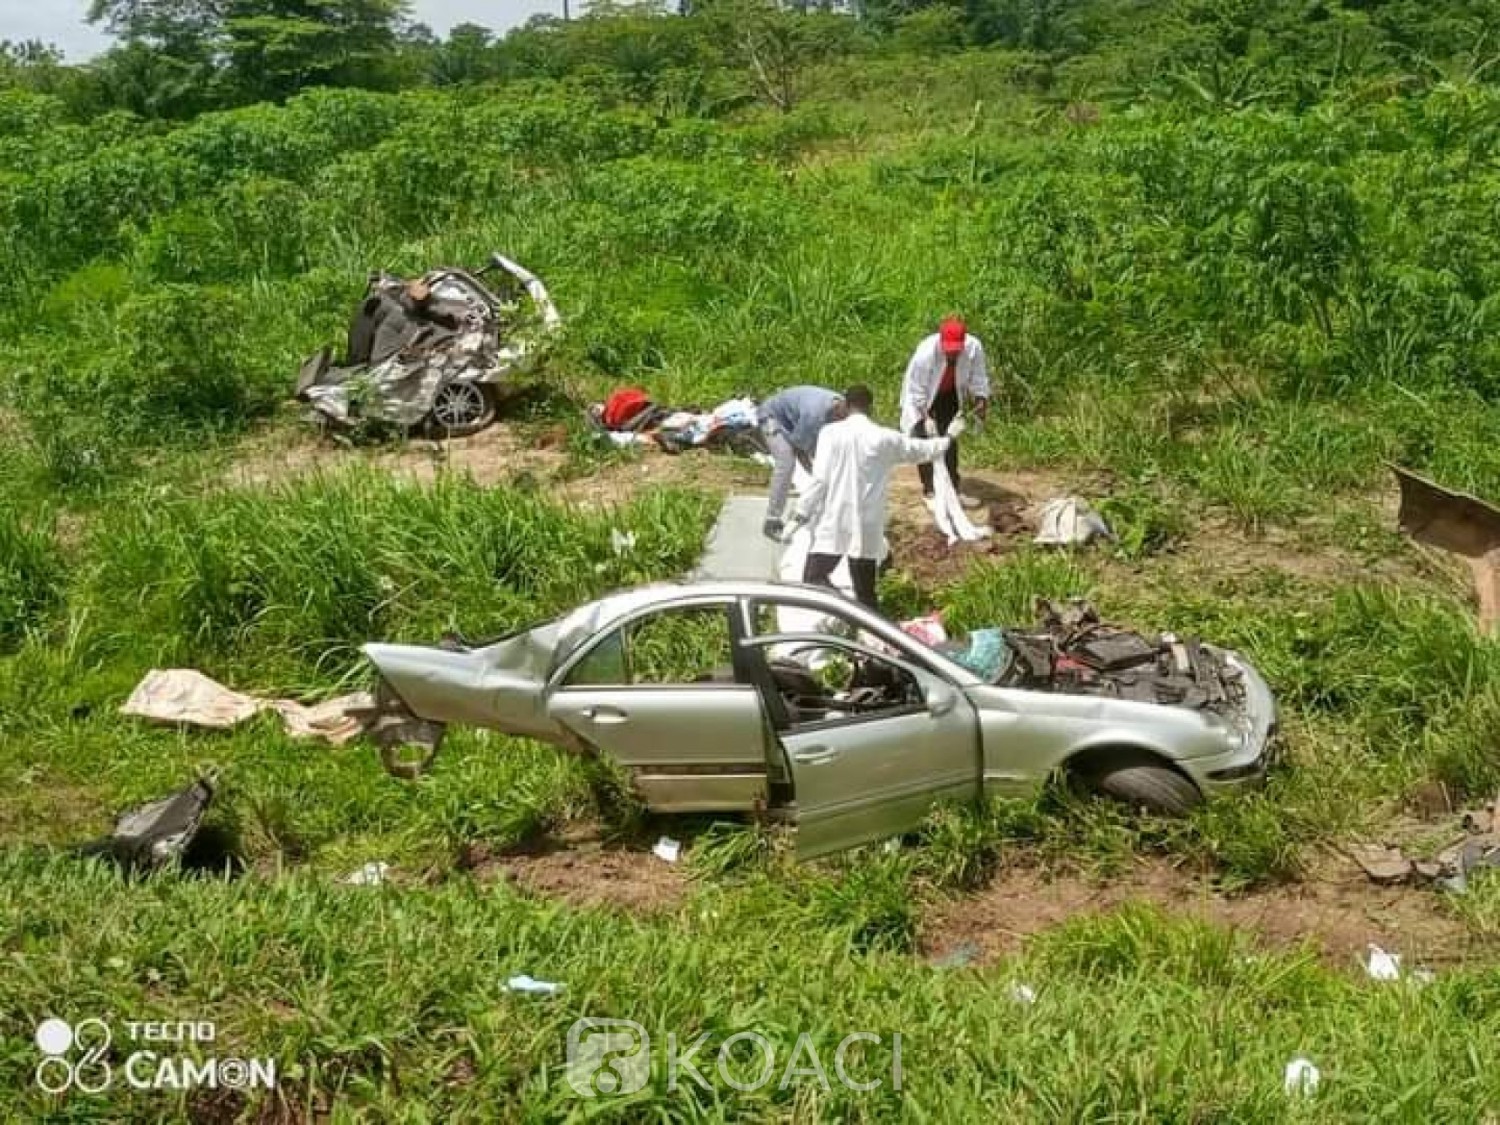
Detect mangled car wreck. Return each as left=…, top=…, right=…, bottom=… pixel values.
left=361, top=582, right=1276, bottom=858
left=297, top=253, right=561, bottom=435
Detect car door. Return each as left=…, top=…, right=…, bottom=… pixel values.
left=739, top=620, right=981, bottom=858
left=543, top=598, right=774, bottom=812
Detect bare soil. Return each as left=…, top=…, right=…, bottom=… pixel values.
left=463, top=829, right=689, bottom=915
left=921, top=852, right=1487, bottom=971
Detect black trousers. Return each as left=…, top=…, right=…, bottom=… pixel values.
left=804, top=552, right=880, bottom=612
left=910, top=385, right=961, bottom=494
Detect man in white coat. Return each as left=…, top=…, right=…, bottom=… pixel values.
left=899, top=315, right=990, bottom=507
left=789, top=384, right=957, bottom=613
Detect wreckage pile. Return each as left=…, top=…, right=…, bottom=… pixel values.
left=1351, top=798, right=1500, bottom=894
left=986, top=599, right=1246, bottom=713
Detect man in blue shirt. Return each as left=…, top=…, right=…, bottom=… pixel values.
left=759, top=385, right=846, bottom=540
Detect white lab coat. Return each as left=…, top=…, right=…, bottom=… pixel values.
left=898, top=332, right=991, bottom=434
left=794, top=413, right=949, bottom=559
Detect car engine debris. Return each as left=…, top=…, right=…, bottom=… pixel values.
left=985, top=599, right=1246, bottom=713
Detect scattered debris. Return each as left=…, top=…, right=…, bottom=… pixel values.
left=588, top=392, right=767, bottom=458
left=297, top=253, right=560, bottom=436
left=1364, top=944, right=1402, bottom=981
left=1284, top=1057, right=1321, bottom=1097
left=611, top=530, right=637, bottom=556
left=78, top=772, right=218, bottom=873
left=1350, top=843, right=1415, bottom=886
left=342, top=862, right=391, bottom=886
left=1034, top=497, right=1113, bottom=547
left=652, top=837, right=682, bottom=864
left=1349, top=795, right=1500, bottom=893
left=505, top=975, right=563, bottom=995
left=122, top=669, right=374, bottom=746
left=1392, top=465, right=1500, bottom=632
left=1009, top=982, right=1038, bottom=1005
left=928, top=941, right=980, bottom=969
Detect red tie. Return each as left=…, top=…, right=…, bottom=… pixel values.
left=938, top=358, right=957, bottom=395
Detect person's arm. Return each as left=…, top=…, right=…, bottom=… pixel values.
left=889, top=430, right=951, bottom=466
left=968, top=340, right=991, bottom=420
left=903, top=346, right=934, bottom=431
left=793, top=437, right=832, bottom=526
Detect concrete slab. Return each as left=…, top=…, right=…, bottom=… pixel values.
left=693, top=494, right=782, bottom=580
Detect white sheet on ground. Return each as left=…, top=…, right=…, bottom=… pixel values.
left=122, top=669, right=373, bottom=745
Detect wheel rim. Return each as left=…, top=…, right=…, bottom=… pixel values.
left=432, top=382, right=488, bottom=428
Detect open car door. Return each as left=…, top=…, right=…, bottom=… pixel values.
left=543, top=599, right=774, bottom=812
left=740, top=633, right=980, bottom=858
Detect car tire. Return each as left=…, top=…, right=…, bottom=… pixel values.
left=1078, top=751, right=1202, bottom=816
left=427, top=382, right=497, bottom=438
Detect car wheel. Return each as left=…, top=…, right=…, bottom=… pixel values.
left=1077, top=750, right=1203, bottom=816
left=428, top=381, right=497, bottom=438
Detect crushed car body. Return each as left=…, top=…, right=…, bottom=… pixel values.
left=361, top=581, right=1277, bottom=858
left=296, top=253, right=561, bottom=435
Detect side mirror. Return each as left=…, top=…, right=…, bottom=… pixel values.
left=924, top=681, right=958, bottom=717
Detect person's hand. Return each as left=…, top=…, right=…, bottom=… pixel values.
left=921, top=416, right=937, bottom=437
left=947, top=416, right=968, bottom=440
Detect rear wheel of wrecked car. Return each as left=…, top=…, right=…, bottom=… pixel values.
left=428, top=381, right=496, bottom=438
left=1073, top=749, right=1203, bottom=816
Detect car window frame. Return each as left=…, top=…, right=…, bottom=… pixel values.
left=737, top=630, right=941, bottom=734
left=548, top=596, right=750, bottom=693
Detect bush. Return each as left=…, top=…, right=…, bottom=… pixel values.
left=0, top=509, right=63, bottom=651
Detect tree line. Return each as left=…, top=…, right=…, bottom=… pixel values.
left=1, top=0, right=1496, bottom=119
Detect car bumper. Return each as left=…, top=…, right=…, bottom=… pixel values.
left=1195, top=655, right=1279, bottom=794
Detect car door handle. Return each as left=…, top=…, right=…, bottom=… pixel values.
left=792, top=746, right=839, bottom=766
left=581, top=706, right=629, bottom=724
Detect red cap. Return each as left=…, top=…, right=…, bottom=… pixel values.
left=939, top=317, right=966, bottom=355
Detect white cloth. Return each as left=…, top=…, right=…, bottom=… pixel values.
left=899, top=333, right=991, bottom=434
left=122, top=669, right=374, bottom=745
left=930, top=458, right=989, bottom=544
left=1034, top=497, right=1113, bottom=546
left=794, top=413, right=948, bottom=559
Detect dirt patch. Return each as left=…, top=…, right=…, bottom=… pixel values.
left=225, top=422, right=764, bottom=508
left=922, top=853, right=1488, bottom=971
left=464, top=831, right=689, bottom=914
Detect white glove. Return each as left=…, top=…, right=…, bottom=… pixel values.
left=947, top=416, right=968, bottom=440
left=921, top=416, right=937, bottom=437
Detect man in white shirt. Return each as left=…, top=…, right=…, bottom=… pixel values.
left=790, top=384, right=956, bottom=613
left=899, top=316, right=990, bottom=507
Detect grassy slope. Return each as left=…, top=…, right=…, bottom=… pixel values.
left=2, top=48, right=1500, bottom=1122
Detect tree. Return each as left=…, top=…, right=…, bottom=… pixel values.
left=87, top=0, right=412, bottom=106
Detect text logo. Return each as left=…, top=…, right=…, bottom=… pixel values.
left=566, top=1018, right=651, bottom=1097
left=36, top=1018, right=113, bottom=1094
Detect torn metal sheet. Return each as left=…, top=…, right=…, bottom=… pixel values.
left=297, top=253, right=560, bottom=435
left=1393, top=465, right=1500, bottom=631
left=79, top=774, right=217, bottom=872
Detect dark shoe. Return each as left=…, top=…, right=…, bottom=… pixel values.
left=763, top=518, right=784, bottom=541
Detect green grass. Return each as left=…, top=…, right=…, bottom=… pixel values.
left=4, top=28, right=1500, bottom=1122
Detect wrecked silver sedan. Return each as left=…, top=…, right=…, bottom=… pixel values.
left=296, top=253, right=561, bottom=435
left=363, top=582, right=1276, bottom=858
